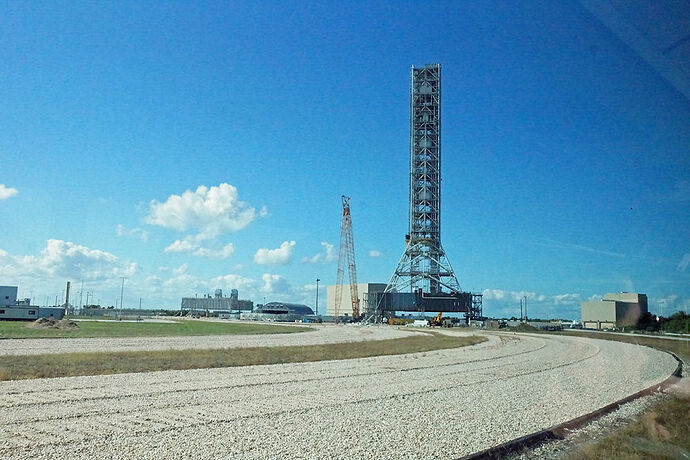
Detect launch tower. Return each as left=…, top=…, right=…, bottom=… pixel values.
left=372, top=64, right=482, bottom=321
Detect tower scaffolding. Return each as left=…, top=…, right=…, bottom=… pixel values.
left=370, top=64, right=482, bottom=322
left=386, top=64, right=461, bottom=295
left=334, top=195, right=360, bottom=322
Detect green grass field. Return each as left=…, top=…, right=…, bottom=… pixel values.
left=0, top=331, right=487, bottom=381
left=0, top=319, right=310, bottom=339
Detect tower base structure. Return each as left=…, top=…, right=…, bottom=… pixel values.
left=371, top=63, right=483, bottom=323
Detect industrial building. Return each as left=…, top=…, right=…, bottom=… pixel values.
left=0, top=285, right=66, bottom=321
left=326, top=283, right=386, bottom=318
left=581, top=292, right=648, bottom=330
left=241, top=302, right=315, bottom=322
left=181, top=289, right=253, bottom=315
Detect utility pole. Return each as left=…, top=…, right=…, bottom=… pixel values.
left=315, top=278, right=320, bottom=316
left=119, top=277, right=126, bottom=320
left=520, top=298, right=523, bottom=322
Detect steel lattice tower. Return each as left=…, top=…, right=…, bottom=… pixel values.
left=335, top=195, right=360, bottom=321
left=385, top=64, right=462, bottom=295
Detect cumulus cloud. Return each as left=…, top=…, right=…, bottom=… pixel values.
left=0, top=184, right=18, bottom=200
left=144, top=183, right=257, bottom=238
left=368, top=250, right=383, bottom=258
left=259, top=205, right=269, bottom=218
left=0, top=239, right=136, bottom=282
left=211, top=273, right=257, bottom=292
left=482, top=289, right=546, bottom=303
left=302, top=242, right=336, bottom=264
left=115, top=224, right=149, bottom=242
left=192, top=244, right=236, bottom=259
left=254, top=241, right=296, bottom=265
left=481, top=288, right=583, bottom=319
left=164, top=235, right=235, bottom=259
left=164, top=238, right=198, bottom=254
left=260, top=273, right=291, bottom=295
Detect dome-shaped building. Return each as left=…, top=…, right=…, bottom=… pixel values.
left=256, top=302, right=314, bottom=316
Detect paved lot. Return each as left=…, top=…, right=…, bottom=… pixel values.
left=0, top=330, right=677, bottom=459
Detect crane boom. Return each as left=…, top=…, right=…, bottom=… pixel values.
left=334, top=195, right=360, bottom=321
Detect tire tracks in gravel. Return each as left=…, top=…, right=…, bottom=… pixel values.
left=0, top=333, right=543, bottom=409
left=0, top=334, right=602, bottom=454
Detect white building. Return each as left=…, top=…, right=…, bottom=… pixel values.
left=581, top=292, right=648, bottom=330
left=1, top=286, right=18, bottom=306
left=326, top=283, right=386, bottom=318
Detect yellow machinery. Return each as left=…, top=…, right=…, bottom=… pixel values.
left=429, top=311, right=443, bottom=326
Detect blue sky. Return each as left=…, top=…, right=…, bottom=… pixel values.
left=1, top=1, right=688, bottom=319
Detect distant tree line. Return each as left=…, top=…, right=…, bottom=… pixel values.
left=634, top=311, right=690, bottom=334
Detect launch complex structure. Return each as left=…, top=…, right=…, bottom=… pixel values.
left=369, top=64, right=482, bottom=322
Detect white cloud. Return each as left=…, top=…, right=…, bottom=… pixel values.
left=144, top=183, right=257, bottom=238
left=259, top=205, right=269, bottom=218
left=164, top=235, right=235, bottom=259
left=0, top=239, right=136, bottom=282
left=193, top=243, right=235, bottom=259
left=254, top=241, right=296, bottom=265
left=160, top=264, right=201, bottom=290
left=302, top=241, right=336, bottom=264
left=260, top=273, right=291, bottom=295
left=0, top=184, right=18, bottom=200
left=164, top=238, right=199, bottom=254
left=537, top=239, right=624, bottom=258
left=677, top=254, right=690, bottom=272
left=481, top=288, right=583, bottom=319
left=481, top=288, right=547, bottom=303
left=552, top=293, right=581, bottom=305
left=368, top=250, right=383, bottom=258
left=651, top=294, right=690, bottom=315
left=211, top=273, right=256, bottom=292
left=115, top=224, right=149, bottom=242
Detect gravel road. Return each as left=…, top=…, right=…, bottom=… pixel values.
left=0, top=323, right=417, bottom=356
left=0, top=331, right=677, bottom=459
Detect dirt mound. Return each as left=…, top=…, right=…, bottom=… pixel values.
left=30, top=318, right=80, bottom=330
left=508, top=323, right=539, bottom=333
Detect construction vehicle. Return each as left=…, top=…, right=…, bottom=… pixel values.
left=428, top=311, right=443, bottom=327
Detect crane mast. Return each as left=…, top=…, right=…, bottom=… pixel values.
left=334, top=195, right=360, bottom=322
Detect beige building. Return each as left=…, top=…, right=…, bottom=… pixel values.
left=581, top=292, right=648, bottom=330
left=326, top=283, right=386, bottom=318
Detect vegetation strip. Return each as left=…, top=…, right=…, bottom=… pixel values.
left=564, top=389, right=690, bottom=459
left=0, top=320, right=309, bottom=339
left=0, top=332, right=486, bottom=381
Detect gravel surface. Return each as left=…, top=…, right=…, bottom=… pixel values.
left=511, top=361, right=688, bottom=459
left=0, top=331, right=677, bottom=459
left=0, top=323, right=418, bottom=356
left=508, top=392, right=670, bottom=460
